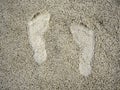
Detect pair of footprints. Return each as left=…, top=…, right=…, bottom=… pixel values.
left=28, top=12, right=95, bottom=76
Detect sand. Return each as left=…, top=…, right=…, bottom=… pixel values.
left=0, top=0, right=120, bottom=90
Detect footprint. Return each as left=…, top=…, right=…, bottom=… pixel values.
left=28, top=12, right=50, bottom=64
left=70, top=23, right=95, bottom=76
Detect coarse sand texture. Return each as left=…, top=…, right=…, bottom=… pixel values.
left=0, top=0, right=120, bottom=90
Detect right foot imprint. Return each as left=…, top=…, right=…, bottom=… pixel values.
left=70, top=23, right=95, bottom=76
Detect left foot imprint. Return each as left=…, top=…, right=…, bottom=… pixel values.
left=28, top=12, right=50, bottom=65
